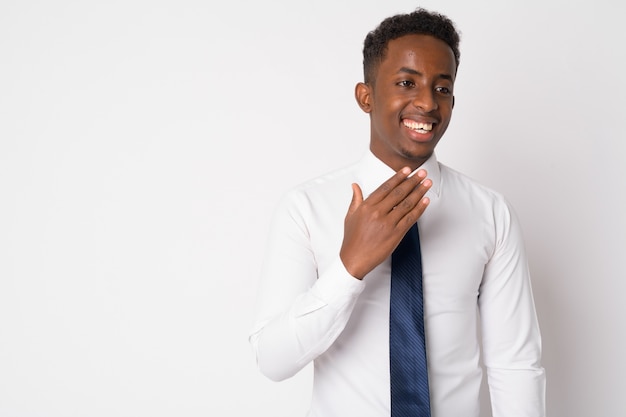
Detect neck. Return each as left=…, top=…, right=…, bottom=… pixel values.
left=370, top=145, right=432, bottom=173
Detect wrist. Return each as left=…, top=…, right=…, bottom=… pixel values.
left=339, top=252, right=367, bottom=280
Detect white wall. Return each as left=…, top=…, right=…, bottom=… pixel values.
left=1, top=0, right=624, bottom=416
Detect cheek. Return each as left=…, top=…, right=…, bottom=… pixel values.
left=438, top=103, right=454, bottom=120
left=378, top=98, right=405, bottom=119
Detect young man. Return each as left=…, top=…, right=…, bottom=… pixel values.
left=250, top=8, right=545, bottom=417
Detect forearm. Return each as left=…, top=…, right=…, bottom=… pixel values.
left=487, top=367, right=546, bottom=417
left=250, top=258, right=365, bottom=381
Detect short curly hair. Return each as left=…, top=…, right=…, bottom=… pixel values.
left=362, top=8, right=461, bottom=84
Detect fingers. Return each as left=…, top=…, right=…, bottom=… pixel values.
left=396, top=191, right=430, bottom=228
left=347, top=183, right=364, bottom=217
left=368, top=167, right=431, bottom=215
left=389, top=176, right=431, bottom=226
left=367, top=167, right=414, bottom=204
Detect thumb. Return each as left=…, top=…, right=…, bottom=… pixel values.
left=347, top=183, right=364, bottom=216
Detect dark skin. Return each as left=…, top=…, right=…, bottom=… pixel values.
left=340, top=34, right=457, bottom=279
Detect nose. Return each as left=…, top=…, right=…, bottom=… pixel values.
left=412, top=88, right=437, bottom=112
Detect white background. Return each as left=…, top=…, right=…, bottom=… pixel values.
left=1, top=0, right=624, bottom=416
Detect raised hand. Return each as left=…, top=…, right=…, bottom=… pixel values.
left=339, top=167, right=432, bottom=279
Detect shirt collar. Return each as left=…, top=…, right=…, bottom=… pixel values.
left=355, top=151, right=441, bottom=200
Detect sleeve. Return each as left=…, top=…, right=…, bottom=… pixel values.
left=248, top=190, right=365, bottom=382
left=478, top=197, right=546, bottom=417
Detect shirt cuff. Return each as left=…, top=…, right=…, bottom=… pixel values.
left=312, top=258, right=366, bottom=307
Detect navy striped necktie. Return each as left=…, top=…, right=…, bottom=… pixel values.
left=390, top=222, right=431, bottom=416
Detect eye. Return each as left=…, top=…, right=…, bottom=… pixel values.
left=435, top=86, right=452, bottom=95
left=397, top=80, right=415, bottom=88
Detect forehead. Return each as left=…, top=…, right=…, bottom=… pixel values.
left=379, top=34, right=456, bottom=76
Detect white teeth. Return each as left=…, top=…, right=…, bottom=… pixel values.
left=403, top=120, right=433, bottom=132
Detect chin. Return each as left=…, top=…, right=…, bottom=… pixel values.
left=400, top=146, right=435, bottom=161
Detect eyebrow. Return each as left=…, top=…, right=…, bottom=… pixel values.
left=398, top=67, right=453, bottom=81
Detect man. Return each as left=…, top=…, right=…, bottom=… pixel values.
left=250, top=8, right=545, bottom=417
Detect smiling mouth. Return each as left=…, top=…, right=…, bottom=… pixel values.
left=402, top=119, right=434, bottom=134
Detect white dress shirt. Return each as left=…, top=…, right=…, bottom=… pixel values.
left=250, top=151, right=545, bottom=417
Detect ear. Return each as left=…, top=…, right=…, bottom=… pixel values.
left=452, top=95, right=455, bottom=109
left=355, top=82, right=373, bottom=113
